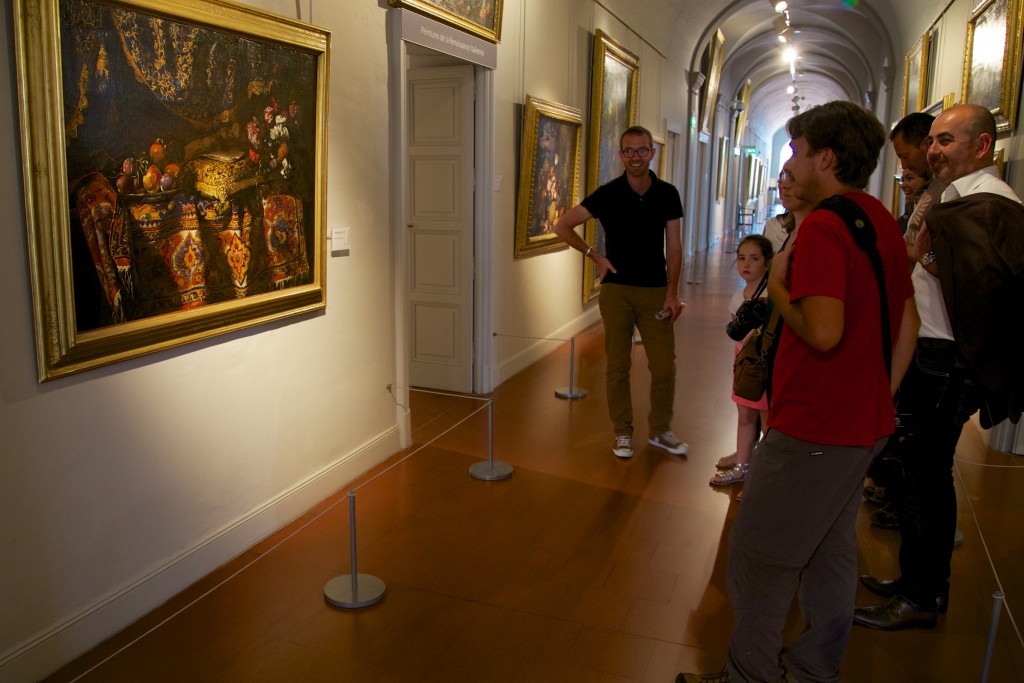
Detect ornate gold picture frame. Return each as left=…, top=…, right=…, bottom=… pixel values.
left=583, top=29, right=639, bottom=303
left=962, top=0, right=1024, bottom=131
left=513, top=96, right=582, bottom=259
left=389, top=0, right=503, bottom=43
left=13, top=0, right=330, bottom=381
left=903, top=32, right=930, bottom=115
left=700, top=30, right=725, bottom=135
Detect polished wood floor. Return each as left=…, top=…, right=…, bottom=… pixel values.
left=49, top=248, right=1024, bottom=682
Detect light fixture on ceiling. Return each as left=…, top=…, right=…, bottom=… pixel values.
left=783, top=46, right=798, bottom=63
left=786, top=84, right=796, bottom=94
left=778, top=26, right=795, bottom=42
left=772, top=0, right=788, bottom=12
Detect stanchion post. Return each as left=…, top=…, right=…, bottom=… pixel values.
left=980, top=590, right=1005, bottom=683
left=469, top=400, right=513, bottom=480
left=324, top=491, right=386, bottom=608
left=555, top=336, right=587, bottom=399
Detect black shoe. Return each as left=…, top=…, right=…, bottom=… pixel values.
left=863, top=484, right=888, bottom=504
left=869, top=502, right=899, bottom=529
left=853, top=595, right=938, bottom=630
left=858, top=575, right=948, bottom=613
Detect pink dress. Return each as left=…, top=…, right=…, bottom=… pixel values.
left=729, top=289, right=769, bottom=410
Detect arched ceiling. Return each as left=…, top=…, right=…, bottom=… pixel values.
left=718, top=0, right=899, bottom=138
left=601, top=0, right=942, bottom=139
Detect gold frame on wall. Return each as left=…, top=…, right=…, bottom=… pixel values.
left=716, top=136, right=730, bottom=201
left=582, top=29, right=639, bottom=303
left=699, top=30, right=725, bottom=135
left=903, top=32, right=930, bottom=115
left=513, top=96, right=582, bottom=259
left=13, top=0, right=330, bottom=381
left=389, top=0, right=503, bottom=43
left=734, top=80, right=752, bottom=146
left=962, top=0, right=1024, bottom=131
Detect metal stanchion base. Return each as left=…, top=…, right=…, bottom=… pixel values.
left=324, top=574, right=386, bottom=608
left=555, top=386, right=588, bottom=399
left=469, top=461, right=513, bottom=480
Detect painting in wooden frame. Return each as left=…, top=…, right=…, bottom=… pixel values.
left=903, top=32, right=930, bottom=115
left=513, top=96, right=582, bottom=259
left=582, top=29, right=639, bottom=303
left=716, top=135, right=729, bottom=201
left=13, top=0, right=330, bottom=381
left=389, top=0, right=503, bottom=43
left=962, top=0, right=1024, bottom=131
left=699, top=30, right=725, bottom=136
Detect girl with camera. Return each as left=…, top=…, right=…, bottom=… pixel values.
left=713, top=234, right=774, bottom=487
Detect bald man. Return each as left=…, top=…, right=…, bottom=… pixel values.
left=855, top=104, right=1024, bottom=630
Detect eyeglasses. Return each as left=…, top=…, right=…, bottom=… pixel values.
left=620, top=146, right=652, bottom=158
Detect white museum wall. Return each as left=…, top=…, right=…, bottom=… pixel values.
left=0, top=1, right=401, bottom=680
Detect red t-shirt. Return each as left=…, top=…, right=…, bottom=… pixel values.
left=768, top=192, right=914, bottom=446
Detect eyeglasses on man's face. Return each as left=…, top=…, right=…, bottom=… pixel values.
left=620, top=146, right=652, bottom=158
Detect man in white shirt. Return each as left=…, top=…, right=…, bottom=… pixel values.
left=855, top=104, right=1024, bottom=630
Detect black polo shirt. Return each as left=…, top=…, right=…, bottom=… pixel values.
left=581, top=171, right=683, bottom=287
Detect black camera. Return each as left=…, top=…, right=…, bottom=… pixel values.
left=726, top=299, right=767, bottom=341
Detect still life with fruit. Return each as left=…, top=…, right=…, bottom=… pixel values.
left=61, top=0, right=318, bottom=331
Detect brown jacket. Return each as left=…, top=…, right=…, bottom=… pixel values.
left=927, top=193, right=1024, bottom=427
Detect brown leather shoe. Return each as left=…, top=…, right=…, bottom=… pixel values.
left=853, top=595, right=938, bottom=630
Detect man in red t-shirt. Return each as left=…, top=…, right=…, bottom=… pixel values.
left=681, top=101, right=918, bottom=683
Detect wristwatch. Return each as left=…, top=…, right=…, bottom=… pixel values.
left=919, top=251, right=937, bottom=267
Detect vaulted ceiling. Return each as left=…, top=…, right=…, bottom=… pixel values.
left=602, top=0, right=942, bottom=139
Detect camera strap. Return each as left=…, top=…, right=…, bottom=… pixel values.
left=815, top=195, right=892, bottom=379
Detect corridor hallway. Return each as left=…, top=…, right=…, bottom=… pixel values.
left=48, top=247, right=1023, bottom=682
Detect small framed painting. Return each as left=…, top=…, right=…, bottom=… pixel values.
left=513, top=96, right=582, bottom=259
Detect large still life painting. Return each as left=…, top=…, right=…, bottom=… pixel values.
left=13, top=0, right=330, bottom=381
left=514, top=96, right=582, bottom=259
left=583, top=29, right=639, bottom=303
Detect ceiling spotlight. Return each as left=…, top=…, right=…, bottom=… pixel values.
left=786, top=84, right=796, bottom=94
left=783, top=46, right=798, bottom=63
left=772, top=0, right=788, bottom=12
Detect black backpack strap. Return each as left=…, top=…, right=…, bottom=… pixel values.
left=815, top=195, right=892, bottom=378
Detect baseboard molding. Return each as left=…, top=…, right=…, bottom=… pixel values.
left=494, top=308, right=601, bottom=387
left=0, top=427, right=401, bottom=683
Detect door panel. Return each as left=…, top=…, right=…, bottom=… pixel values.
left=407, top=66, right=474, bottom=392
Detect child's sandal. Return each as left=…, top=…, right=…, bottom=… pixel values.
left=710, top=462, right=750, bottom=487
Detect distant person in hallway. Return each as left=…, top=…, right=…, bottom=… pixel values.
left=760, top=169, right=812, bottom=253
left=712, top=234, right=773, bottom=488
left=854, top=103, right=1024, bottom=631
left=682, top=100, right=919, bottom=683
left=553, top=124, right=687, bottom=460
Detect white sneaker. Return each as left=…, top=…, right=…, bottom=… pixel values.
left=613, top=435, right=633, bottom=459
left=649, top=431, right=688, bottom=455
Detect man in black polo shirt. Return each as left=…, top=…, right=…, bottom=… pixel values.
left=554, top=125, right=686, bottom=459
